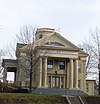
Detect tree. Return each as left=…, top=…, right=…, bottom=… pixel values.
left=3, top=25, right=36, bottom=59
left=0, top=50, right=5, bottom=81
left=3, top=25, right=49, bottom=93
left=79, top=28, right=100, bottom=79
left=16, top=25, right=36, bottom=44
left=15, top=25, right=37, bottom=93
left=3, top=25, right=55, bottom=93
left=1, top=25, right=37, bottom=92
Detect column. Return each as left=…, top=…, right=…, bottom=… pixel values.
left=70, top=58, right=73, bottom=88
left=3, top=67, right=7, bottom=82
left=50, top=76, right=52, bottom=88
left=39, top=57, right=42, bottom=87
left=83, top=60, right=86, bottom=91
left=44, top=57, right=47, bottom=87
left=75, top=59, right=78, bottom=88
left=67, top=61, right=69, bottom=88
left=60, top=77, right=61, bottom=88
left=63, top=77, right=65, bottom=88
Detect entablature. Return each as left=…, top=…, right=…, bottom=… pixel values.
left=2, top=59, right=18, bottom=68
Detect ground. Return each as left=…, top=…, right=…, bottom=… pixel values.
left=0, top=93, right=66, bottom=104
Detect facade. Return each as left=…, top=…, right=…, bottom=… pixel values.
left=2, top=28, right=94, bottom=95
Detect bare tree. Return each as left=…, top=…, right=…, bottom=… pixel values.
left=0, top=50, right=5, bottom=80
left=17, top=27, right=47, bottom=93
left=3, top=25, right=53, bottom=93
left=16, top=25, right=37, bottom=44
left=79, top=28, right=100, bottom=79
left=15, top=25, right=37, bottom=92
left=1, top=25, right=37, bottom=92
left=3, top=25, right=36, bottom=59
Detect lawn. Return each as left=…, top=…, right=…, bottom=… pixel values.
left=0, top=93, right=66, bottom=104
left=83, top=96, right=100, bottom=104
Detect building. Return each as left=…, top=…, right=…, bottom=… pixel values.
left=2, top=28, right=95, bottom=95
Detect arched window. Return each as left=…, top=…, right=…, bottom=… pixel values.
left=45, top=42, right=65, bottom=46
left=39, top=34, right=43, bottom=39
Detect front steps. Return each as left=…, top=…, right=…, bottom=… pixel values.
left=32, top=88, right=88, bottom=96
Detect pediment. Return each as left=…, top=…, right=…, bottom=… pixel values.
left=43, top=32, right=80, bottom=51
left=20, top=32, right=87, bottom=56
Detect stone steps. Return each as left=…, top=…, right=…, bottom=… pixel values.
left=67, top=96, right=82, bottom=104
left=32, top=88, right=88, bottom=96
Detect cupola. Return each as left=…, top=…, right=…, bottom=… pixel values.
left=35, top=28, right=56, bottom=40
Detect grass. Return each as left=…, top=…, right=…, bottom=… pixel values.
left=82, top=96, right=100, bottom=104
left=0, top=93, right=66, bottom=104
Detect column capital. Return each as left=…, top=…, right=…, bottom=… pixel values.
left=75, top=58, right=79, bottom=60
left=70, top=58, right=79, bottom=61
left=69, top=58, right=73, bottom=60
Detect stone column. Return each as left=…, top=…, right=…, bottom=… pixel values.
left=60, top=77, right=61, bottom=88
left=67, top=61, right=70, bottom=88
left=83, top=60, right=86, bottom=91
left=39, top=57, right=42, bottom=87
left=44, top=57, right=47, bottom=87
left=3, top=67, right=7, bottom=82
left=63, top=77, right=65, bottom=88
left=50, top=76, right=52, bottom=88
left=75, top=59, right=78, bottom=88
left=70, top=58, right=73, bottom=88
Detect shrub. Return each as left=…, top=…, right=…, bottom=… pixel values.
left=12, top=88, right=28, bottom=93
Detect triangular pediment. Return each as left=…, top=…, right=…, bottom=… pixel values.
left=20, top=32, right=87, bottom=56
left=43, top=32, right=80, bottom=51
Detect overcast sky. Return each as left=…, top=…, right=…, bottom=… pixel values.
left=1, top=0, right=100, bottom=81
left=1, top=0, right=100, bottom=50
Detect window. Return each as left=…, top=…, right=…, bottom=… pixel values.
left=47, top=60, right=53, bottom=69
left=52, top=76, right=60, bottom=88
left=59, top=61, right=65, bottom=69
left=39, top=34, right=42, bottom=39
left=45, top=42, right=65, bottom=46
left=78, top=80, right=80, bottom=88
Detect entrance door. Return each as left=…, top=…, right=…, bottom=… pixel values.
left=52, top=76, right=60, bottom=88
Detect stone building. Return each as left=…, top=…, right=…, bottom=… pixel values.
left=2, top=28, right=95, bottom=95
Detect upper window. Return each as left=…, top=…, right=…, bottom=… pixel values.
left=47, top=60, right=53, bottom=69
left=45, top=42, right=65, bottom=46
left=39, top=34, right=43, bottom=39
left=59, top=61, right=65, bottom=69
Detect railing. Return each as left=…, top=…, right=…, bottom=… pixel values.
left=66, top=96, right=83, bottom=104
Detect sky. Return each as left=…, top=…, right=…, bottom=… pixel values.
left=1, top=0, right=100, bottom=49
left=1, top=0, right=100, bottom=81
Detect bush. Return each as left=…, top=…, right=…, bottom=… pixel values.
left=12, top=88, right=28, bottom=93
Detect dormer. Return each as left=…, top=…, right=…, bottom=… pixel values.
left=35, top=28, right=56, bottom=40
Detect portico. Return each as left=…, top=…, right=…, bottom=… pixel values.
left=38, top=53, right=79, bottom=89
left=2, top=59, right=17, bottom=82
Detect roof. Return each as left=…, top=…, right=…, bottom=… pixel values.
left=2, top=59, right=18, bottom=67
left=19, top=31, right=88, bottom=56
